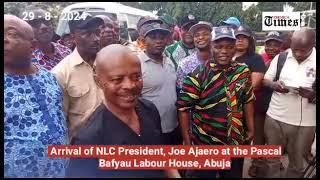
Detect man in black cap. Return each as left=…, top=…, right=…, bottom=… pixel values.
left=165, top=14, right=198, bottom=70
left=138, top=20, right=182, bottom=145
left=177, top=26, right=255, bottom=178
left=133, top=16, right=163, bottom=53
left=52, top=12, right=105, bottom=140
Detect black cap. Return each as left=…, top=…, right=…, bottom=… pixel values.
left=180, top=14, right=198, bottom=28
left=68, top=12, right=104, bottom=32
left=211, top=26, right=236, bottom=41
left=265, top=31, right=283, bottom=43
left=137, top=16, right=162, bottom=32
left=235, top=25, right=253, bottom=37
left=140, top=21, right=170, bottom=37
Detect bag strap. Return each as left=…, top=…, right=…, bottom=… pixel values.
left=274, top=51, right=289, bottom=81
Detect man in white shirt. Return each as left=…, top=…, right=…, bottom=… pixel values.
left=261, top=27, right=316, bottom=178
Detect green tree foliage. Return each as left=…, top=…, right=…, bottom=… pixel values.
left=5, top=2, right=316, bottom=31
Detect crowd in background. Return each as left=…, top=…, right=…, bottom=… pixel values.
left=4, top=5, right=316, bottom=178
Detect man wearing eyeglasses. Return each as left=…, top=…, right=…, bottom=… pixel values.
left=24, top=7, right=71, bottom=71
left=52, top=12, right=105, bottom=141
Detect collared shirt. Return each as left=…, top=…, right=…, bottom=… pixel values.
left=52, top=48, right=103, bottom=139
left=265, top=48, right=316, bottom=126
left=165, top=41, right=197, bottom=70
left=67, top=99, right=165, bottom=178
left=32, top=42, right=72, bottom=71
left=176, top=51, right=207, bottom=89
left=177, top=61, right=255, bottom=145
left=4, top=67, right=68, bottom=177
left=138, top=52, right=178, bottom=133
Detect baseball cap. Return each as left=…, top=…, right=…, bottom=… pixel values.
left=235, top=25, right=253, bottom=37
left=223, top=17, right=241, bottom=28
left=140, top=22, right=171, bottom=37
left=211, top=26, right=236, bottom=41
left=159, top=14, right=177, bottom=27
left=137, top=16, right=162, bottom=31
left=265, top=31, right=283, bottom=43
left=68, top=12, right=104, bottom=32
left=189, top=21, right=213, bottom=35
left=180, top=14, right=198, bottom=28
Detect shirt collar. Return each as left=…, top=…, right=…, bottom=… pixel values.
left=288, top=47, right=315, bottom=64
left=141, top=51, right=166, bottom=65
left=69, top=48, right=86, bottom=67
left=208, top=60, right=239, bottom=72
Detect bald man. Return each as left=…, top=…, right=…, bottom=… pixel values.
left=260, top=27, right=316, bottom=178
left=67, top=45, right=180, bottom=178
left=4, top=15, right=68, bottom=177
left=96, top=15, right=115, bottom=48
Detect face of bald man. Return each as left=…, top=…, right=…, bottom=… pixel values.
left=291, top=29, right=315, bottom=62
left=4, top=15, right=35, bottom=68
left=95, top=45, right=143, bottom=110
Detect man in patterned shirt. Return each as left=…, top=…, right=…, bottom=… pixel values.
left=177, top=26, right=255, bottom=178
left=24, top=7, right=72, bottom=71
left=4, top=14, right=68, bottom=178
left=165, top=14, right=198, bottom=70
left=176, top=21, right=213, bottom=91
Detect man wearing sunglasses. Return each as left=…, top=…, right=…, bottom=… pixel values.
left=164, top=15, right=198, bottom=70
left=52, top=12, right=105, bottom=141
left=24, top=7, right=71, bottom=71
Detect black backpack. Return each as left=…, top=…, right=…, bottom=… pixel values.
left=260, top=52, right=288, bottom=113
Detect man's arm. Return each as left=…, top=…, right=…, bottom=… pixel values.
left=251, top=72, right=265, bottom=90
left=250, top=55, right=266, bottom=90
left=242, top=66, right=256, bottom=142
left=262, top=54, right=289, bottom=93
left=176, top=67, right=202, bottom=145
left=179, top=111, right=191, bottom=145
left=244, top=101, right=254, bottom=141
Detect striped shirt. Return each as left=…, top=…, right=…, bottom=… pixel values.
left=177, top=61, right=255, bottom=145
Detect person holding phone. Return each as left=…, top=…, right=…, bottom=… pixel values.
left=261, top=27, right=316, bottom=178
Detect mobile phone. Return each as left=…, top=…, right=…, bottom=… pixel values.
left=284, top=86, right=299, bottom=93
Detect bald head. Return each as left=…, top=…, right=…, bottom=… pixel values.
left=292, top=27, right=316, bottom=47
left=291, top=27, right=315, bottom=62
left=4, top=14, right=35, bottom=70
left=4, top=14, right=34, bottom=40
left=94, top=44, right=143, bottom=110
left=95, top=44, right=140, bottom=75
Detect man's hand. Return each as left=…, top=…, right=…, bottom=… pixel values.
left=245, top=130, right=254, bottom=142
left=298, top=87, right=315, bottom=99
left=271, top=81, right=289, bottom=93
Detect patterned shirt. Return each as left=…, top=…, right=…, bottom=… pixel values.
left=177, top=61, right=255, bottom=145
left=4, top=67, right=68, bottom=177
left=165, top=41, right=197, bottom=70
left=32, top=42, right=72, bottom=71
left=176, top=51, right=210, bottom=89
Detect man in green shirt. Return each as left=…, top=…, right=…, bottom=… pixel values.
left=164, top=15, right=198, bottom=70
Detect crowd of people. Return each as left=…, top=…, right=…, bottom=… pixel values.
left=4, top=5, right=316, bottom=178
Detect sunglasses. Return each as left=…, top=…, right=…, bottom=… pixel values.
left=27, top=18, right=52, bottom=28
